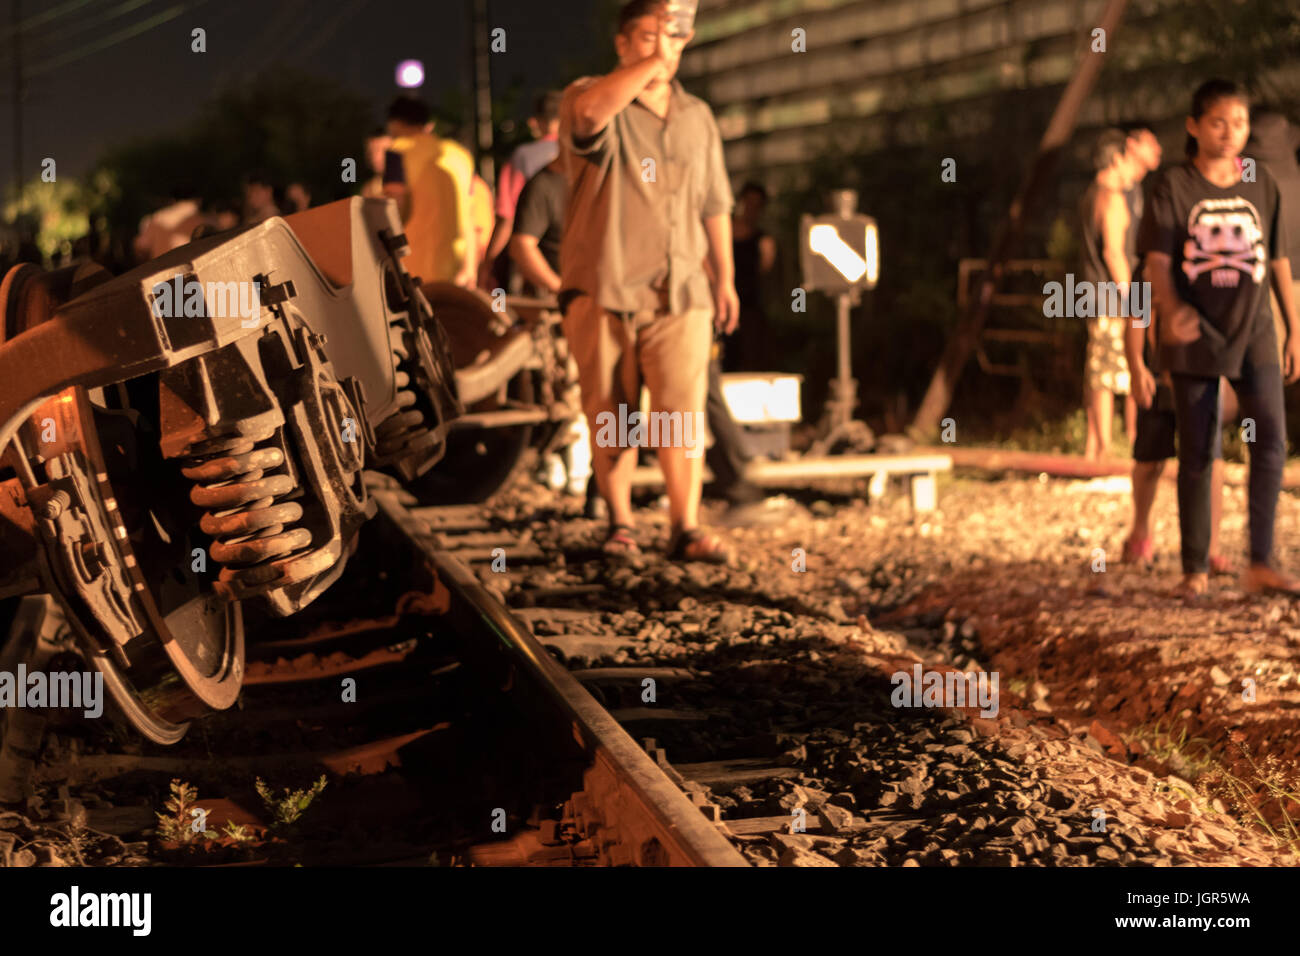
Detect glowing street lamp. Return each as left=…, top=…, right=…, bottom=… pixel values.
left=396, top=60, right=425, bottom=89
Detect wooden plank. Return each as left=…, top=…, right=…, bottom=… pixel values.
left=455, top=545, right=545, bottom=563
left=610, top=708, right=715, bottom=723
left=407, top=506, right=492, bottom=532
left=86, top=805, right=156, bottom=836
left=723, top=814, right=825, bottom=836
left=38, top=727, right=448, bottom=784
left=433, top=531, right=531, bottom=548
left=518, top=584, right=606, bottom=601
left=722, top=811, right=915, bottom=836
left=930, top=445, right=1300, bottom=489
left=513, top=607, right=602, bottom=623
left=571, top=667, right=699, bottom=682
left=675, top=758, right=800, bottom=787
left=535, top=634, right=637, bottom=660
left=630, top=453, right=952, bottom=488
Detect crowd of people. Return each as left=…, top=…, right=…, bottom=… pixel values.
left=370, top=0, right=782, bottom=562
left=131, top=173, right=314, bottom=261
left=16, top=1, right=1299, bottom=585
left=1079, top=81, right=1300, bottom=597
left=78, top=0, right=780, bottom=567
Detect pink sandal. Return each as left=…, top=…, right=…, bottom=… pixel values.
left=1122, top=535, right=1154, bottom=565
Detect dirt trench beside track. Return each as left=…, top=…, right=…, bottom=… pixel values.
left=6, top=469, right=1299, bottom=866
left=447, top=471, right=1300, bottom=865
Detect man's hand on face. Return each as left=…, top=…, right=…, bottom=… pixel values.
left=654, top=13, right=693, bottom=75
left=714, top=283, right=740, bottom=336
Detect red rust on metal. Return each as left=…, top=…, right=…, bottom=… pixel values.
left=248, top=586, right=450, bottom=657
left=397, top=579, right=452, bottom=617
left=316, top=727, right=445, bottom=775
left=242, top=645, right=416, bottom=685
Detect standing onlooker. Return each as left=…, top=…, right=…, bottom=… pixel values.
left=1140, top=79, right=1300, bottom=598
left=513, top=152, right=771, bottom=525
left=385, top=96, right=478, bottom=287
left=481, top=91, right=563, bottom=290
left=559, top=0, right=738, bottom=563
left=242, top=171, right=281, bottom=225
left=1121, top=123, right=1231, bottom=571
left=361, top=128, right=392, bottom=199
left=509, top=154, right=598, bottom=510
left=511, top=156, right=567, bottom=297
left=1249, top=111, right=1300, bottom=359
left=1079, top=129, right=1139, bottom=460
left=134, top=191, right=204, bottom=261
left=725, top=181, right=776, bottom=372
left=470, top=173, right=497, bottom=278
left=284, top=182, right=312, bottom=213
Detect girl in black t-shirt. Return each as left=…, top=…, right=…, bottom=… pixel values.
left=1138, top=79, right=1300, bottom=597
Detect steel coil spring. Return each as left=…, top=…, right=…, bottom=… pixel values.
left=374, top=365, right=433, bottom=459
left=180, top=429, right=311, bottom=587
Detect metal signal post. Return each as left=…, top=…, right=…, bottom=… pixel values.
left=799, top=189, right=879, bottom=455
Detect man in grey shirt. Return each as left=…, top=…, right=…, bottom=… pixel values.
left=559, top=0, right=739, bottom=563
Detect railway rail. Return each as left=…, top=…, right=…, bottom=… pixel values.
left=6, top=469, right=1298, bottom=870
left=368, top=482, right=746, bottom=866
left=1, top=474, right=749, bottom=867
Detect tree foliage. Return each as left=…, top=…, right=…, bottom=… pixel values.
left=91, top=68, right=373, bottom=248
left=1132, top=0, right=1300, bottom=109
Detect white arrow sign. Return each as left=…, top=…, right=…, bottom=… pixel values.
left=809, top=224, right=868, bottom=282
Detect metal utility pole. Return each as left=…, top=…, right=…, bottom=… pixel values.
left=910, top=0, right=1130, bottom=435
left=11, top=0, right=22, bottom=210
left=471, top=0, right=495, bottom=185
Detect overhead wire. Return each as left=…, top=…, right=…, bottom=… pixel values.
left=25, top=0, right=215, bottom=79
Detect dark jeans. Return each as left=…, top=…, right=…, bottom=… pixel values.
left=722, top=304, right=769, bottom=373
left=706, top=357, right=762, bottom=503
left=1171, top=360, right=1286, bottom=573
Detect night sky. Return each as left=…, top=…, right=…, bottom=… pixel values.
left=0, top=0, right=607, bottom=189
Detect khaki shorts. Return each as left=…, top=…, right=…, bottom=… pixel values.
left=560, top=293, right=712, bottom=452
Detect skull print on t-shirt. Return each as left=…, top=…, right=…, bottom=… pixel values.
left=1182, top=198, right=1267, bottom=287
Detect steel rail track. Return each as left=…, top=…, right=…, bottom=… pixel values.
left=369, top=485, right=749, bottom=868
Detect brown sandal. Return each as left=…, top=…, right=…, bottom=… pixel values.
left=1173, top=573, right=1209, bottom=601
left=602, top=523, right=640, bottom=559
left=667, top=527, right=731, bottom=565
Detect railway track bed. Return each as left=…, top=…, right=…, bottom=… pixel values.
left=4, top=470, right=1298, bottom=867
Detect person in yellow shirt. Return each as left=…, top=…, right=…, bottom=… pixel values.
left=470, top=173, right=495, bottom=282
left=384, top=96, right=478, bottom=286
left=361, top=128, right=391, bottom=199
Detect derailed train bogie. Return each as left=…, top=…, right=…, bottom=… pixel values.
left=404, top=282, right=581, bottom=505
left=0, top=198, right=460, bottom=744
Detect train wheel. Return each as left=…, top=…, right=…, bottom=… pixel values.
left=1, top=265, right=243, bottom=743
left=403, top=368, right=535, bottom=505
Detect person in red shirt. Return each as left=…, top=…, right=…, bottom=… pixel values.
left=479, top=91, right=562, bottom=290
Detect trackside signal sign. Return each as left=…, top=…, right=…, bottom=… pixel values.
left=799, top=212, right=879, bottom=293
